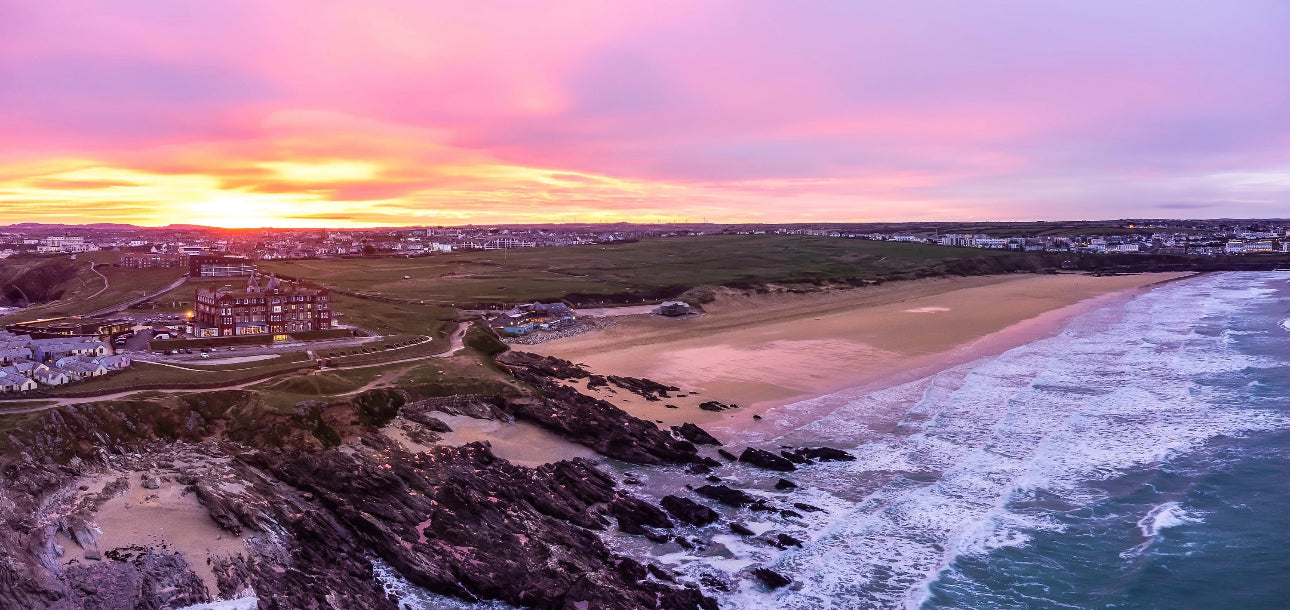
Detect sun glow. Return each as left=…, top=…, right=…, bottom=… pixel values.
left=258, top=161, right=380, bottom=182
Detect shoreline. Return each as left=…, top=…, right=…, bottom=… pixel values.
left=525, top=272, right=1196, bottom=440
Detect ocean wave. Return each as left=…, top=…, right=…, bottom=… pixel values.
left=682, top=272, right=1290, bottom=609
left=1280, top=318, right=1290, bottom=332
left=1118, top=502, right=1205, bottom=560
left=1137, top=502, right=1203, bottom=539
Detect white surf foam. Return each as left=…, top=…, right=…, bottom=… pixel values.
left=1137, top=501, right=1203, bottom=539
left=679, top=272, right=1290, bottom=610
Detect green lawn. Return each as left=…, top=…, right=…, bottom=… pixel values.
left=1, top=253, right=185, bottom=323
left=0, top=399, right=56, bottom=410
left=263, top=235, right=1019, bottom=306
left=42, top=360, right=316, bottom=396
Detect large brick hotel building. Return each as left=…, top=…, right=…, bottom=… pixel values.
left=193, top=273, right=333, bottom=337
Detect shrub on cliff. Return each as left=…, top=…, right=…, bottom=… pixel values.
left=464, top=324, right=509, bottom=356
left=354, top=388, right=405, bottom=428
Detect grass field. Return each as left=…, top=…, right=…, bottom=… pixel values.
left=263, top=235, right=1019, bottom=306
left=40, top=360, right=317, bottom=396
left=1, top=253, right=185, bottom=323
left=250, top=349, right=514, bottom=411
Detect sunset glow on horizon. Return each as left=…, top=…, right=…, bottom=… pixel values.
left=2, top=1, right=1287, bottom=227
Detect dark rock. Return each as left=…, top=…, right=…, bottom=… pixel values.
left=61, top=549, right=209, bottom=608
left=675, top=536, right=695, bottom=550
left=752, top=414, right=762, bottom=421
left=611, top=495, right=674, bottom=536
left=671, top=423, right=722, bottom=446
left=779, top=509, right=803, bottom=519
left=729, top=522, right=754, bottom=536
left=717, top=449, right=738, bottom=462
left=782, top=446, right=857, bottom=463
left=660, top=496, right=720, bottom=527
left=753, top=567, right=791, bottom=589
left=0, top=393, right=722, bottom=610
left=700, top=573, right=731, bottom=592
left=738, top=448, right=797, bottom=472
left=706, top=475, right=722, bottom=483
left=607, top=375, right=679, bottom=400
left=780, top=450, right=809, bottom=464
left=665, top=404, right=679, bottom=409
left=697, top=401, right=734, bottom=412
left=497, top=356, right=707, bottom=465
left=793, top=502, right=826, bottom=513
left=694, top=485, right=757, bottom=507
left=774, top=533, right=804, bottom=548
left=402, top=410, right=452, bottom=433
left=495, top=351, right=590, bottom=379
left=774, top=478, right=798, bottom=491
left=616, top=557, right=648, bottom=583
left=647, top=563, right=675, bottom=582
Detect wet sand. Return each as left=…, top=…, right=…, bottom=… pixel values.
left=528, top=273, right=1194, bottom=437
left=67, top=473, right=247, bottom=598
left=383, top=413, right=599, bottom=467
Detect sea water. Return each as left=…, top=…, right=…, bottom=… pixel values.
left=637, top=272, right=1290, bottom=609
left=385, top=272, right=1290, bottom=609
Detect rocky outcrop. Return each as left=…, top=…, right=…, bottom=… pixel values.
left=405, top=394, right=513, bottom=422
left=498, top=353, right=718, bottom=466
left=660, top=496, right=720, bottom=527
left=694, top=485, right=758, bottom=508
left=54, top=549, right=208, bottom=610
left=781, top=446, right=856, bottom=463
left=752, top=567, right=791, bottom=589
left=607, top=375, right=679, bottom=401
left=495, top=351, right=590, bottom=380
left=611, top=494, right=674, bottom=535
left=738, top=447, right=797, bottom=472
left=671, top=423, right=722, bottom=446
left=0, top=392, right=721, bottom=610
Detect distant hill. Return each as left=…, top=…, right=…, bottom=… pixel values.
left=2, top=222, right=139, bottom=230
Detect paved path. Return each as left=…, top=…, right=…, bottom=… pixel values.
left=0, top=324, right=469, bottom=414
left=87, top=274, right=190, bottom=318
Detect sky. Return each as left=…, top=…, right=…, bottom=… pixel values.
left=1, top=1, right=1288, bottom=228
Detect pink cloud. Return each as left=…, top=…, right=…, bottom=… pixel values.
left=1, top=1, right=1288, bottom=225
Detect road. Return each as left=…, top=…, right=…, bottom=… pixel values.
left=0, top=324, right=469, bottom=414
left=86, top=274, right=190, bottom=318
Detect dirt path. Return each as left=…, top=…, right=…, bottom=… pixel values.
left=85, top=263, right=110, bottom=300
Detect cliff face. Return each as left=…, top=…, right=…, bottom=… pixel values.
left=0, top=384, right=719, bottom=609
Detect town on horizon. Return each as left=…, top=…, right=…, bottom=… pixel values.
left=3, top=218, right=1289, bottom=260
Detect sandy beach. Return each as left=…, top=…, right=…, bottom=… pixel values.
left=526, top=273, right=1194, bottom=435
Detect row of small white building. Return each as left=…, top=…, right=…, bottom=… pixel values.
left=0, top=332, right=130, bottom=393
